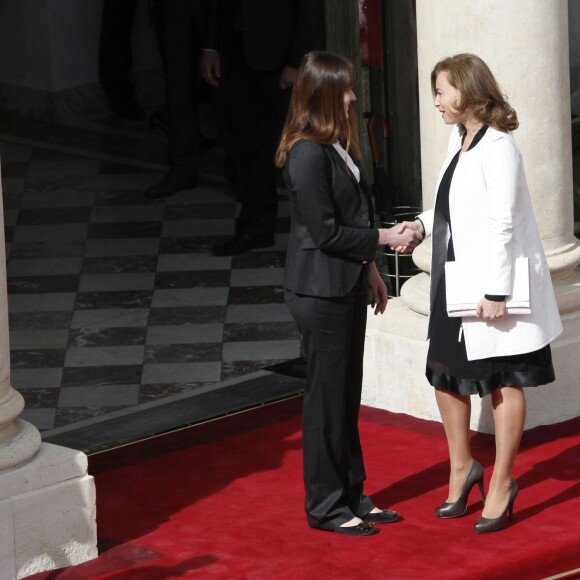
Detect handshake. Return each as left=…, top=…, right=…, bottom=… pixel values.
left=378, top=220, right=424, bottom=253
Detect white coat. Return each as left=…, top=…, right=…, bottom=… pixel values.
left=418, top=125, right=562, bottom=360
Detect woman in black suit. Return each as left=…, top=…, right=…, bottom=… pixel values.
left=275, top=51, right=422, bottom=536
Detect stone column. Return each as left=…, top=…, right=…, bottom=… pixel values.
left=362, top=0, right=580, bottom=432
left=0, top=174, right=97, bottom=577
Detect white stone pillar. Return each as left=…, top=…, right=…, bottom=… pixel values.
left=0, top=172, right=97, bottom=578
left=362, top=0, right=580, bottom=432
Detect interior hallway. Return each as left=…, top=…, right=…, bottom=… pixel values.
left=0, top=107, right=302, bottom=449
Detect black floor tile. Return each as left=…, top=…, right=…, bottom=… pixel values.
left=16, top=207, right=92, bottom=225
left=68, top=327, right=147, bottom=348
left=1, top=162, right=29, bottom=178
left=8, top=275, right=79, bottom=294
left=61, top=365, right=143, bottom=387
left=231, top=251, right=286, bottom=268
left=81, top=256, right=158, bottom=274
left=144, top=343, right=222, bottom=364
left=8, top=240, right=86, bottom=259
left=93, top=190, right=164, bottom=206
left=99, top=160, right=155, bottom=174
left=9, top=311, right=73, bottom=331
left=5, top=226, right=14, bottom=243
left=88, top=222, right=162, bottom=239
left=1, top=190, right=24, bottom=209
left=18, top=388, right=60, bottom=408
left=159, top=235, right=228, bottom=254
left=228, top=286, right=285, bottom=305
left=164, top=203, right=236, bottom=220
left=11, top=349, right=67, bottom=369
left=154, top=270, right=230, bottom=289
left=75, top=290, right=153, bottom=309
left=25, top=174, right=98, bottom=192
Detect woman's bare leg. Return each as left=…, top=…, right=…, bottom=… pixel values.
left=482, top=386, right=525, bottom=518
left=435, top=388, right=473, bottom=502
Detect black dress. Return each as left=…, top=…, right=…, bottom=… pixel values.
left=425, top=126, right=555, bottom=398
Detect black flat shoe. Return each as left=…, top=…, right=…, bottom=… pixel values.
left=435, top=459, right=486, bottom=519
left=474, top=480, right=518, bottom=534
left=334, top=521, right=378, bottom=536
left=364, top=509, right=402, bottom=524
left=212, top=233, right=274, bottom=256
left=145, top=173, right=198, bottom=199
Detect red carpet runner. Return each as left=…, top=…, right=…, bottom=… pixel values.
left=30, top=398, right=580, bottom=579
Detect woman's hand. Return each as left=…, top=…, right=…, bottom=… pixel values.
left=378, top=221, right=423, bottom=253
left=367, top=262, right=388, bottom=315
left=398, top=220, right=424, bottom=235
left=476, top=298, right=506, bottom=321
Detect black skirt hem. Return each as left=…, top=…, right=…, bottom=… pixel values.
left=425, top=366, right=556, bottom=398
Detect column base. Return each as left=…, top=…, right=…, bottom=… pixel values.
left=0, top=443, right=97, bottom=579
left=362, top=298, right=580, bottom=434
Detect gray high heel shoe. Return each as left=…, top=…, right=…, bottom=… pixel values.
left=435, top=459, right=486, bottom=519
left=474, top=480, right=518, bottom=534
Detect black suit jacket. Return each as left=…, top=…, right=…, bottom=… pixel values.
left=284, top=140, right=379, bottom=298
left=203, top=0, right=313, bottom=71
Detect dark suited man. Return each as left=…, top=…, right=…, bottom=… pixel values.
left=200, top=0, right=313, bottom=256
left=145, top=0, right=202, bottom=199
left=275, top=52, right=421, bottom=535
left=99, top=0, right=144, bottom=120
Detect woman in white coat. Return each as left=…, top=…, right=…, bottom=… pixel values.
left=400, top=54, right=562, bottom=534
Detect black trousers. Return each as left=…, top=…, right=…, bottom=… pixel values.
left=160, top=0, right=201, bottom=174
left=221, top=33, right=290, bottom=236
left=98, top=0, right=139, bottom=112
left=285, top=277, right=375, bottom=530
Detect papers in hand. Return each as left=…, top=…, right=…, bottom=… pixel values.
left=444, top=257, right=531, bottom=317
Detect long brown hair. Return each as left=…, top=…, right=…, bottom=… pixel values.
left=275, top=51, right=360, bottom=167
left=431, top=53, right=519, bottom=132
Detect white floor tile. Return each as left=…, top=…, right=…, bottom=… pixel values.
left=152, top=287, right=229, bottom=308
left=146, top=324, right=224, bottom=345
left=19, top=408, right=56, bottom=430
left=8, top=258, right=84, bottom=277
left=90, top=205, right=165, bottom=223
left=10, top=329, right=69, bottom=350
left=11, top=368, right=63, bottom=390
left=8, top=293, right=77, bottom=313
left=230, top=268, right=284, bottom=287
left=14, top=224, right=88, bottom=243
left=79, top=272, right=156, bottom=292
left=71, top=309, right=150, bottom=329
left=157, top=253, right=232, bottom=272
left=84, top=238, right=160, bottom=257
left=58, top=384, right=140, bottom=407
left=64, top=345, right=145, bottom=367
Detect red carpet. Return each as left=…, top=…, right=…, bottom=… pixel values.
left=30, top=397, right=580, bottom=579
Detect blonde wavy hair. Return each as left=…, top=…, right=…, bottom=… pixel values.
left=431, top=53, right=519, bottom=132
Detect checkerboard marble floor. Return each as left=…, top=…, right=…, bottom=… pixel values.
left=0, top=110, right=301, bottom=433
